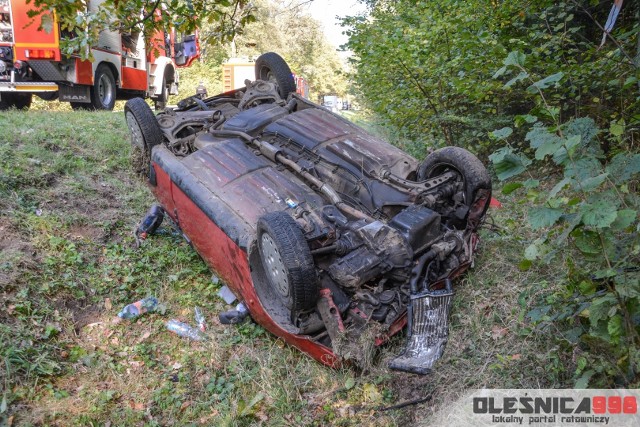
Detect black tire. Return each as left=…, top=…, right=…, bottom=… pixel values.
left=37, top=91, right=59, bottom=101
left=70, top=102, right=90, bottom=110
left=417, top=147, right=492, bottom=229
left=257, top=211, right=318, bottom=312
left=0, top=93, right=15, bottom=110
left=255, top=52, right=296, bottom=99
left=0, top=92, right=31, bottom=110
left=12, top=93, right=32, bottom=110
left=90, top=64, right=117, bottom=110
left=124, top=98, right=163, bottom=176
left=154, top=75, right=169, bottom=110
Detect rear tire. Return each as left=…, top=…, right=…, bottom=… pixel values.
left=417, top=147, right=492, bottom=230
left=124, top=98, right=163, bottom=176
left=0, top=93, right=32, bottom=110
left=12, top=93, right=32, bottom=110
left=257, top=211, right=317, bottom=312
left=154, top=75, right=169, bottom=110
left=255, top=52, right=296, bottom=99
left=76, top=64, right=116, bottom=110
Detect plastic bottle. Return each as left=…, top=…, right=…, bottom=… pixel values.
left=194, top=307, right=206, bottom=332
left=117, top=297, right=159, bottom=319
left=136, top=205, right=165, bottom=239
left=166, top=319, right=204, bottom=341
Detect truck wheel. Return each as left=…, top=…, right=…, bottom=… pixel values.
left=124, top=98, right=163, bottom=176
left=257, top=211, right=318, bottom=312
left=0, top=93, right=31, bottom=110
left=0, top=93, right=15, bottom=110
left=255, top=52, right=296, bottom=99
left=417, top=147, right=492, bottom=230
left=154, top=75, right=169, bottom=110
left=90, top=64, right=116, bottom=110
left=12, top=93, right=32, bottom=110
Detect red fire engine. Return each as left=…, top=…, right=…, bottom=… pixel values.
left=0, top=0, right=199, bottom=110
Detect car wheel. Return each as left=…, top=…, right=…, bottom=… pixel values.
left=257, top=211, right=318, bottom=312
left=417, top=146, right=492, bottom=230
left=90, top=64, right=117, bottom=110
left=255, top=52, right=296, bottom=99
left=124, top=98, right=164, bottom=176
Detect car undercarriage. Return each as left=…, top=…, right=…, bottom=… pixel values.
left=125, top=52, right=492, bottom=373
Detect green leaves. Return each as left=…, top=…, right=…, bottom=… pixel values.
left=504, top=50, right=526, bottom=67
left=489, top=147, right=531, bottom=180
left=527, top=72, right=564, bottom=93
left=580, top=201, right=617, bottom=228
left=490, top=127, right=513, bottom=140
left=528, top=206, right=563, bottom=230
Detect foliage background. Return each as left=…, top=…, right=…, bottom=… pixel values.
left=344, top=0, right=640, bottom=388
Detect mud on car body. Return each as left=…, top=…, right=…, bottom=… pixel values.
left=125, top=52, right=492, bottom=374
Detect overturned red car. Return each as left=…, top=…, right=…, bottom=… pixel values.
left=124, top=53, right=492, bottom=374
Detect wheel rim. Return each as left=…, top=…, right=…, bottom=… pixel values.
left=260, top=233, right=289, bottom=299
left=98, top=73, right=114, bottom=107
left=125, top=111, right=145, bottom=150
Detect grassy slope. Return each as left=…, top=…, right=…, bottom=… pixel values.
left=0, top=108, right=567, bottom=426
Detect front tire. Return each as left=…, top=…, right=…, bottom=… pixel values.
left=124, top=98, right=163, bottom=176
left=418, top=147, right=492, bottom=230
left=257, top=211, right=317, bottom=312
left=255, top=52, right=296, bottom=99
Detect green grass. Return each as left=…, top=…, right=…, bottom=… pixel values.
left=0, top=109, right=577, bottom=426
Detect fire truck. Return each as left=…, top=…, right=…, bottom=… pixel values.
left=0, top=0, right=199, bottom=111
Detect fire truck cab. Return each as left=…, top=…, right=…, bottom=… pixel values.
left=0, top=0, right=199, bottom=111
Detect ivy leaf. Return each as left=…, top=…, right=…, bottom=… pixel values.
left=504, top=71, right=529, bottom=89
left=493, top=66, right=507, bottom=79
left=607, top=315, right=623, bottom=344
left=581, top=202, right=617, bottom=228
left=606, top=154, right=640, bottom=183
left=40, top=13, right=54, bottom=34
left=504, top=50, right=525, bottom=67
left=502, top=182, right=523, bottom=195
left=578, top=281, right=596, bottom=295
left=549, top=177, right=571, bottom=198
left=588, top=294, right=616, bottom=327
left=489, top=147, right=531, bottom=181
left=579, top=173, right=608, bottom=192
left=610, top=209, right=637, bottom=230
left=518, top=259, right=532, bottom=271
left=534, top=136, right=564, bottom=160
left=524, top=242, right=541, bottom=260
left=609, top=120, right=625, bottom=137
left=528, top=207, right=563, bottom=230
left=490, top=127, right=513, bottom=140
left=575, top=370, right=595, bottom=389
left=563, top=117, right=598, bottom=146
left=571, top=228, right=601, bottom=254
left=527, top=72, right=564, bottom=93
left=614, top=274, right=640, bottom=298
